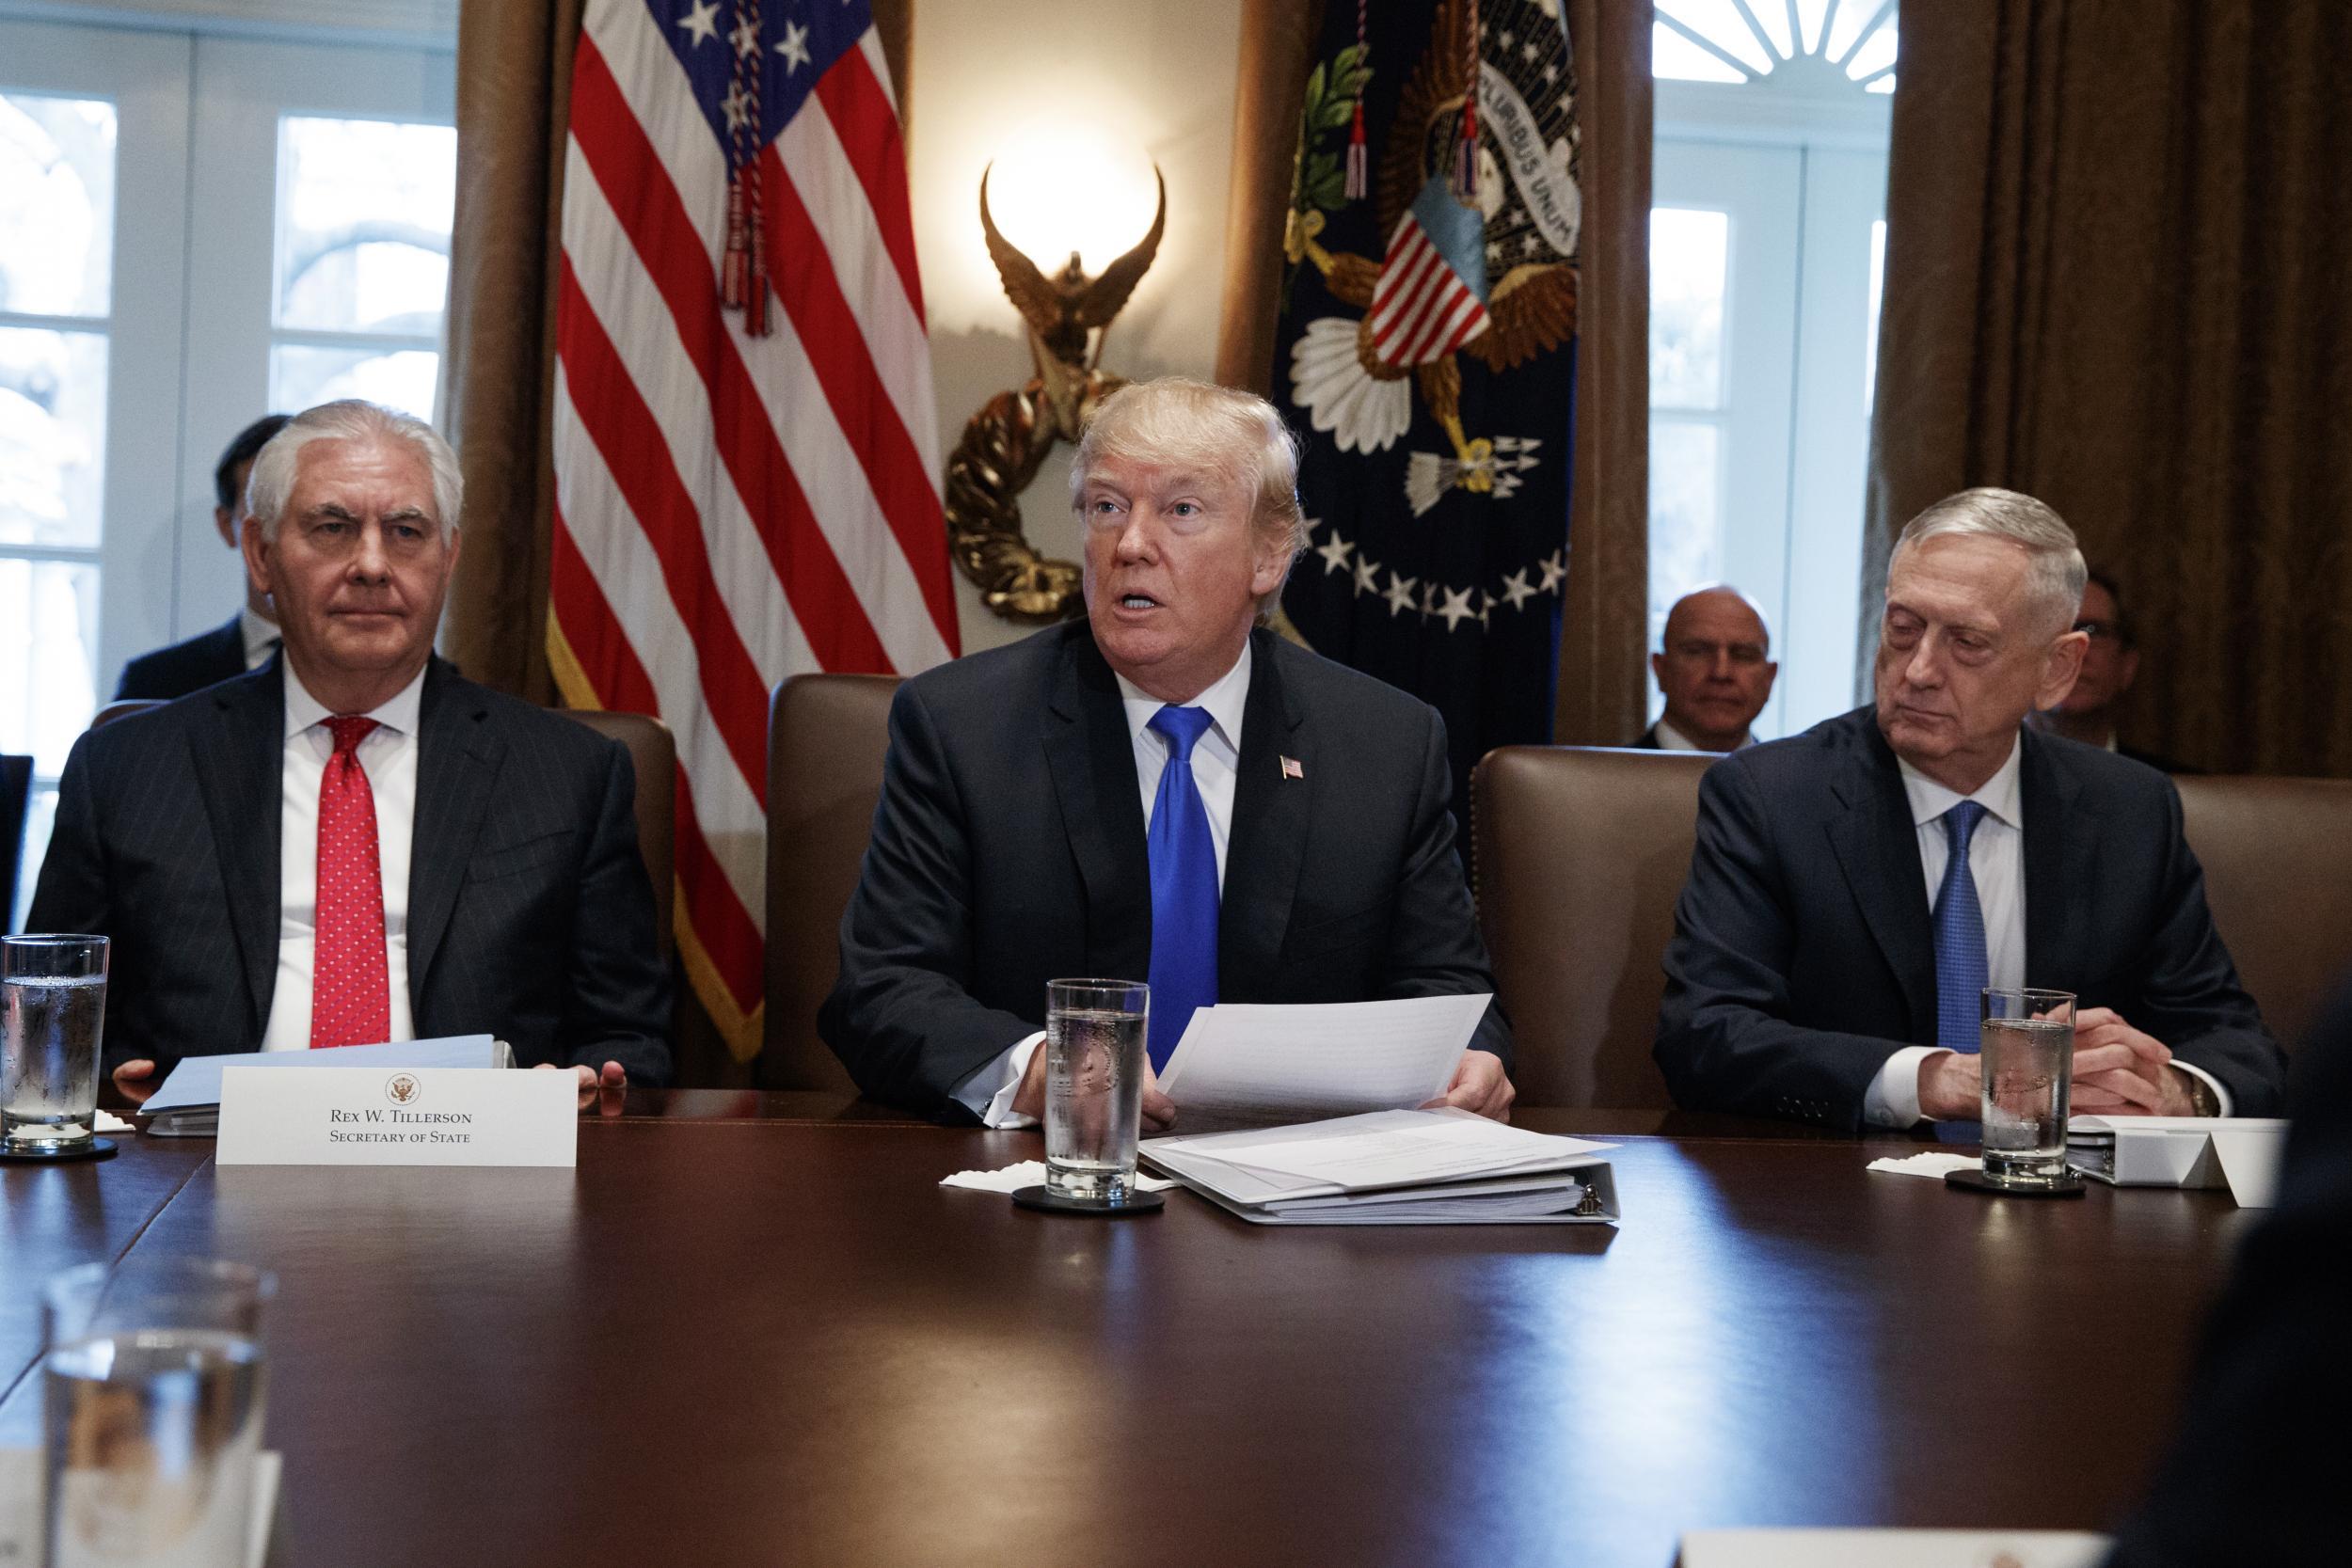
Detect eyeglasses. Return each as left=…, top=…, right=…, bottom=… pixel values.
left=2074, top=619, right=2127, bottom=643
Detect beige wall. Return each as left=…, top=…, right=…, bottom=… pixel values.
left=908, top=0, right=1247, bottom=654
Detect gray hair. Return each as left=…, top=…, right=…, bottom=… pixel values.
left=1070, top=377, right=1310, bottom=585
left=245, top=400, right=462, bottom=540
left=1890, top=487, right=2087, bottom=639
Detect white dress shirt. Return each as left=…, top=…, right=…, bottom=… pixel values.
left=954, top=642, right=1254, bottom=1126
left=238, top=605, right=281, bottom=671
left=258, top=663, right=425, bottom=1052
left=1861, top=736, right=2230, bottom=1125
left=1651, top=718, right=1749, bottom=752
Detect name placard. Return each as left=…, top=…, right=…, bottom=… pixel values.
left=215, top=1066, right=578, bottom=1167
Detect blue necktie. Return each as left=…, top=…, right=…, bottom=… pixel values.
left=1931, top=800, right=1989, bottom=1141
left=1145, top=705, right=1219, bottom=1070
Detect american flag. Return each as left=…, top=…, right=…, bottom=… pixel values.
left=1365, top=174, right=1494, bottom=368
left=550, top=0, right=959, bottom=1060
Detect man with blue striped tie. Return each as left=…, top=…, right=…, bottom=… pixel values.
left=821, top=378, right=1514, bottom=1126
left=1654, top=489, right=2284, bottom=1133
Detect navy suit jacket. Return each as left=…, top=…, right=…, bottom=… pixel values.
left=116, top=614, right=249, bottom=701
left=819, top=622, right=1512, bottom=1122
left=29, top=658, right=672, bottom=1083
left=1655, top=705, right=2284, bottom=1132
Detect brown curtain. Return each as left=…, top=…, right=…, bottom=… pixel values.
left=1214, top=0, right=1652, bottom=742
left=1867, top=1, right=2352, bottom=776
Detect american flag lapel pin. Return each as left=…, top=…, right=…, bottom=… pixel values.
left=1280, top=755, right=1305, bottom=782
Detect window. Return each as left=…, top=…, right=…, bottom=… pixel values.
left=1, top=19, right=453, bottom=927
left=1646, top=3, right=1896, bottom=741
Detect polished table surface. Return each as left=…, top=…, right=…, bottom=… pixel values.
left=1, top=1096, right=2244, bottom=1567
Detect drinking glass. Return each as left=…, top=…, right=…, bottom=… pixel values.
left=42, top=1259, right=274, bottom=1568
left=1979, top=987, right=2077, bottom=1186
left=1043, top=978, right=1149, bottom=1203
left=4, top=935, right=109, bottom=1155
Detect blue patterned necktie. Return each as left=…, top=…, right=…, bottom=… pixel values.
left=1931, top=800, right=1990, bottom=1141
left=1145, top=705, right=1219, bottom=1070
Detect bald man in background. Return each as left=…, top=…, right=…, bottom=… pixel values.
left=1637, top=586, right=1778, bottom=752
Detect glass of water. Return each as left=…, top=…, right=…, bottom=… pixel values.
left=1043, top=978, right=1149, bottom=1203
left=4, top=934, right=109, bottom=1156
left=1979, top=987, right=2078, bottom=1186
left=42, top=1258, right=275, bottom=1568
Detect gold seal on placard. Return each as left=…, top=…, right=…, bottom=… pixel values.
left=386, top=1072, right=421, bottom=1106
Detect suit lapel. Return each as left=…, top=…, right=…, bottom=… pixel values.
left=406, top=660, right=503, bottom=999
left=1041, top=629, right=1152, bottom=980
left=1824, top=722, right=1938, bottom=1041
left=2020, top=729, right=2092, bottom=989
left=190, top=664, right=287, bottom=1032
left=1220, top=628, right=1309, bottom=996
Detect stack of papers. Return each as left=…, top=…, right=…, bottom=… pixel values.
left=141, top=1037, right=511, bottom=1135
left=1156, top=993, right=1491, bottom=1128
left=1142, top=1107, right=1618, bottom=1226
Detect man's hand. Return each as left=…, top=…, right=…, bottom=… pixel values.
left=535, top=1059, right=628, bottom=1116
left=1917, top=1049, right=1979, bottom=1121
left=2069, top=1007, right=2198, bottom=1117
left=110, top=1059, right=161, bottom=1107
left=1422, top=1050, right=1515, bottom=1122
left=1009, top=1044, right=1176, bottom=1133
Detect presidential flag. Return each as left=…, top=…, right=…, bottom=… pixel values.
left=551, top=0, right=960, bottom=1059
left=1276, top=0, right=1579, bottom=804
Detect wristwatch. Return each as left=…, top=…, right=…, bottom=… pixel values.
left=2179, top=1069, right=2220, bottom=1117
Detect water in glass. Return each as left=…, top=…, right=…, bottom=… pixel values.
left=1044, top=1006, right=1146, bottom=1201
left=4, top=974, right=104, bottom=1150
left=1979, top=1016, right=2074, bottom=1183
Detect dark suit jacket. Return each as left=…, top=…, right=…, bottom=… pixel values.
left=116, top=614, right=250, bottom=701
left=28, top=658, right=671, bottom=1083
left=818, top=622, right=1512, bottom=1122
left=1631, top=723, right=1662, bottom=750
left=1654, top=705, right=2284, bottom=1132
left=2103, top=977, right=2352, bottom=1568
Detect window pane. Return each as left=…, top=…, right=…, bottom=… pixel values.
left=0, top=326, right=108, bottom=548
left=275, top=117, right=455, bottom=334
left=1846, top=22, right=1899, bottom=81
left=0, top=557, right=100, bottom=777
left=0, top=93, right=115, bottom=319
left=1650, top=209, right=1730, bottom=411
left=1651, top=22, right=1750, bottom=83
left=270, top=343, right=439, bottom=422
left=1648, top=419, right=1723, bottom=655
left=1656, top=1, right=1775, bottom=73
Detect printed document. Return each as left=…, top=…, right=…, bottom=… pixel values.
left=1155, top=993, right=1490, bottom=1124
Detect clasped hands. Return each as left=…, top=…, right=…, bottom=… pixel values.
left=1917, top=1006, right=2201, bottom=1122
left=1007, top=1045, right=1515, bottom=1131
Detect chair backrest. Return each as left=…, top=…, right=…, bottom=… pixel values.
left=559, top=710, right=676, bottom=961
left=2175, top=774, right=2352, bottom=1052
left=760, top=673, right=901, bottom=1090
left=1471, top=746, right=1714, bottom=1110
left=87, top=699, right=675, bottom=959
left=1, top=754, right=31, bottom=929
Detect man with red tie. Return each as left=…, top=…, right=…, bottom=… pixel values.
left=28, top=400, right=669, bottom=1096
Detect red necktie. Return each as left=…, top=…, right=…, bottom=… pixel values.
left=310, top=715, right=389, bottom=1049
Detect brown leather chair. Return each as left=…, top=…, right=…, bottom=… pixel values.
left=2176, top=774, right=2352, bottom=1053
left=1470, top=746, right=1712, bottom=1110
left=759, top=673, right=901, bottom=1090
left=85, top=698, right=675, bottom=959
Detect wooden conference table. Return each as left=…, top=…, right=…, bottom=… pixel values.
left=0, top=1093, right=2247, bottom=1567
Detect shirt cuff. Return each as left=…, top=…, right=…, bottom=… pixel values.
left=1863, top=1045, right=1945, bottom=1129
left=949, top=1031, right=1047, bottom=1128
left=2169, top=1058, right=2233, bottom=1117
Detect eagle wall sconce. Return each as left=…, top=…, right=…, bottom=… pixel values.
left=944, top=163, right=1167, bottom=623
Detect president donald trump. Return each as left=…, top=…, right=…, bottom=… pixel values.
left=821, top=377, right=1513, bottom=1126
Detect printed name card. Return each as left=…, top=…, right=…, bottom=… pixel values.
left=215, top=1066, right=578, bottom=1167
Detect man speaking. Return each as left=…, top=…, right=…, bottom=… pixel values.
left=30, top=400, right=670, bottom=1094
left=821, top=377, right=1512, bottom=1126
left=1655, top=488, right=2284, bottom=1132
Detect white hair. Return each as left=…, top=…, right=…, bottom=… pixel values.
left=1070, top=377, right=1310, bottom=570
left=1890, top=487, right=2087, bottom=638
left=246, top=400, right=462, bottom=539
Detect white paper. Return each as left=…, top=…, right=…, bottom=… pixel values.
left=1867, top=1152, right=1981, bottom=1180
left=94, top=1110, right=135, bottom=1133
left=1147, top=1108, right=1612, bottom=1204
left=939, top=1160, right=1177, bottom=1194
left=1198, top=1113, right=1608, bottom=1191
left=1154, top=993, right=1490, bottom=1123
left=143, top=1035, right=506, bottom=1114
left=215, top=1066, right=577, bottom=1167
left=0, top=1447, right=280, bottom=1568
left=1679, top=1528, right=2110, bottom=1568
left=2207, top=1123, right=2287, bottom=1208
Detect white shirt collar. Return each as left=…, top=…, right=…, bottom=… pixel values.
left=283, top=659, right=429, bottom=740
left=238, top=605, right=280, bottom=668
left=1114, top=639, right=1252, bottom=756
left=1654, top=717, right=1749, bottom=752
left=1898, top=732, right=2024, bottom=832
